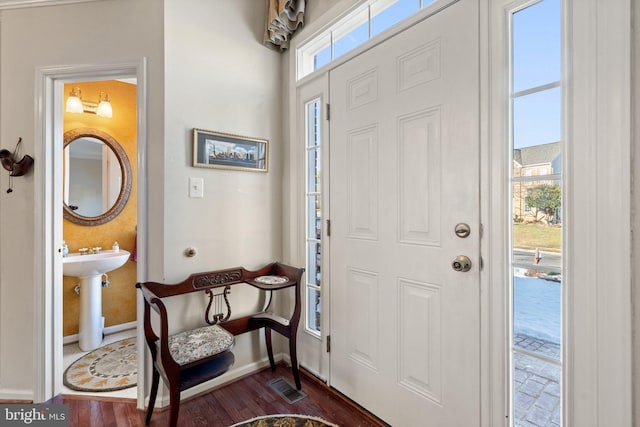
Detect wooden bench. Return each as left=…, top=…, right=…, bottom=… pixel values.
left=136, top=262, right=305, bottom=427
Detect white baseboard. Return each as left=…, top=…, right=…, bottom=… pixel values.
left=62, top=321, right=137, bottom=345
left=0, top=389, right=34, bottom=402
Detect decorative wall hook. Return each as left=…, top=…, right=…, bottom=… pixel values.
left=0, top=137, right=34, bottom=193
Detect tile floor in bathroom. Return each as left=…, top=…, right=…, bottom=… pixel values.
left=62, top=329, right=137, bottom=399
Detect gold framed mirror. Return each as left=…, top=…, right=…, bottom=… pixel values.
left=63, top=128, right=132, bottom=226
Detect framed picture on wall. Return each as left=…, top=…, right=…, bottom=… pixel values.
left=193, top=128, right=268, bottom=172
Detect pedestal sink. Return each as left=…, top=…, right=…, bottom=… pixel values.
left=63, top=250, right=130, bottom=351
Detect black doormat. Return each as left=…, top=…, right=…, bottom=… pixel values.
left=267, top=377, right=307, bottom=404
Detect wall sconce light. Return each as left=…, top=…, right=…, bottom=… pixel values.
left=66, top=87, right=113, bottom=118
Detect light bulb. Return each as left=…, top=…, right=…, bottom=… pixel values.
left=66, top=95, right=83, bottom=113
left=96, top=91, right=112, bottom=118
left=96, top=100, right=112, bottom=118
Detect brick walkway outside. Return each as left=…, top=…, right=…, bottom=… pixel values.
left=513, top=333, right=561, bottom=427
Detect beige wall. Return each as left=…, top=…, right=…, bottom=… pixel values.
left=62, top=80, right=138, bottom=336
left=163, top=0, right=282, bottom=279
left=162, top=0, right=284, bottom=372
left=0, top=0, right=284, bottom=401
left=0, top=0, right=165, bottom=400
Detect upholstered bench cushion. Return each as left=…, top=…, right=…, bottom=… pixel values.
left=167, top=324, right=234, bottom=366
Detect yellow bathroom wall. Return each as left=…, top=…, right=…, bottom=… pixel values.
left=63, top=80, right=137, bottom=336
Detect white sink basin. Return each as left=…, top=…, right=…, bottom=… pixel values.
left=63, top=249, right=130, bottom=351
left=63, top=249, right=130, bottom=278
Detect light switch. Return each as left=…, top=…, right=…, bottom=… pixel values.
left=189, top=177, right=204, bottom=198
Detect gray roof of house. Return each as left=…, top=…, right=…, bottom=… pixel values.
left=514, top=142, right=561, bottom=166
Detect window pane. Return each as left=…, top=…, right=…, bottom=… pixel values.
left=307, top=288, right=322, bottom=332
left=315, top=45, right=332, bottom=70
left=513, top=352, right=561, bottom=426
left=511, top=1, right=562, bottom=425
left=512, top=0, right=561, bottom=92
left=306, top=100, right=321, bottom=148
left=512, top=180, right=562, bottom=231
left=513, top=143, right=561, bottom=181
left=513, top=87, right=561, bottom=149
left=307, top=149, right=321, bottom=193
left=512, top=221, right=562, bottom=255
left=307, top=241, right=321, bottom=286
left=298, top=0, right=432, bottom=79
left=371, top=0, right=419, bottom=38
left=332, top=9, right=369, bottom=60
left=307, top=195, right=321, bottom=239
left=513, top=272, right=561, bottom=347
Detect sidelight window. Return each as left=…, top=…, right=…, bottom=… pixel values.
left=305, top=99, right=322, bottom=334
left=509, top=1, right=563, bottom=426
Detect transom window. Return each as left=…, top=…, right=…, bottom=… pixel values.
left=297, top=0, right=438, bottom=80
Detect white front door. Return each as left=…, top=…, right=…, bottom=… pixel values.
left=329, top=1, right=480, bottom=425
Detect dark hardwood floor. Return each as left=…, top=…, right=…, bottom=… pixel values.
left=46, top=364, right=387, bottom=427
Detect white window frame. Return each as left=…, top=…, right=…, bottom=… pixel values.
left=487, top=0, right=632, bottom=426
left=565, top=0, right=632, bottom=424
left=507, top=3, right=564, bottom=425
left=304, top=97, right=323, bottom=336
left=296, top=0, right=454, bottom=80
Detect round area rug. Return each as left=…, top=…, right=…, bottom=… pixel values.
left=63, top=338, right=136, bottom=392
left=230, top=414, right=338, bottom=427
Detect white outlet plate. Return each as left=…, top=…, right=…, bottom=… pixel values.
left=189, top=177, right=204, bottom=198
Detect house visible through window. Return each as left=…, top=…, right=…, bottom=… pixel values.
left=509, top=0, right=563, bottom=426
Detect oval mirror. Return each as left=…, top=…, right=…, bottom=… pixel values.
left=63, top=128, right=132, bottom=226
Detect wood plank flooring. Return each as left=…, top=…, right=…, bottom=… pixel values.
left=45, top=365, right=387, bottom=427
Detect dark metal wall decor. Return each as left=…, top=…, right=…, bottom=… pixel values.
left=0, top=137, right=34, bottom=193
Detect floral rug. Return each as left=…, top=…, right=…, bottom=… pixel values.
left=230, top=414, right=338, bottom=427
left=63, top=338, right=136, bottom=392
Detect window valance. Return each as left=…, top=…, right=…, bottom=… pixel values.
left=264, top=0, right=305, bottom=51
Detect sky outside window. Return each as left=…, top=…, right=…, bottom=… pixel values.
left=305, top=0, right=443, bottom=77
left=510, top=1, right=563, bottom=425
left=512, top=0, right=561, bottom=149
left=512, top=0, right=561, bottom=93
left=513, top=87, right=561, bottom=148
left=371, top=0, right=419, bottom=37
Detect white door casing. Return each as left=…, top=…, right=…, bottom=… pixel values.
left=34, top=60, right=148, bottom=406
left=329, top=0, right=481, bottom=425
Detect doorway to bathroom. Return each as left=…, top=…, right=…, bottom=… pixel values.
left=34, top=60, right=148, bottom=405
left=60, top=78, right=139, bottom=399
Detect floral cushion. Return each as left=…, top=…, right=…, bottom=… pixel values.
left=167, top=324, right=234, bottom=366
